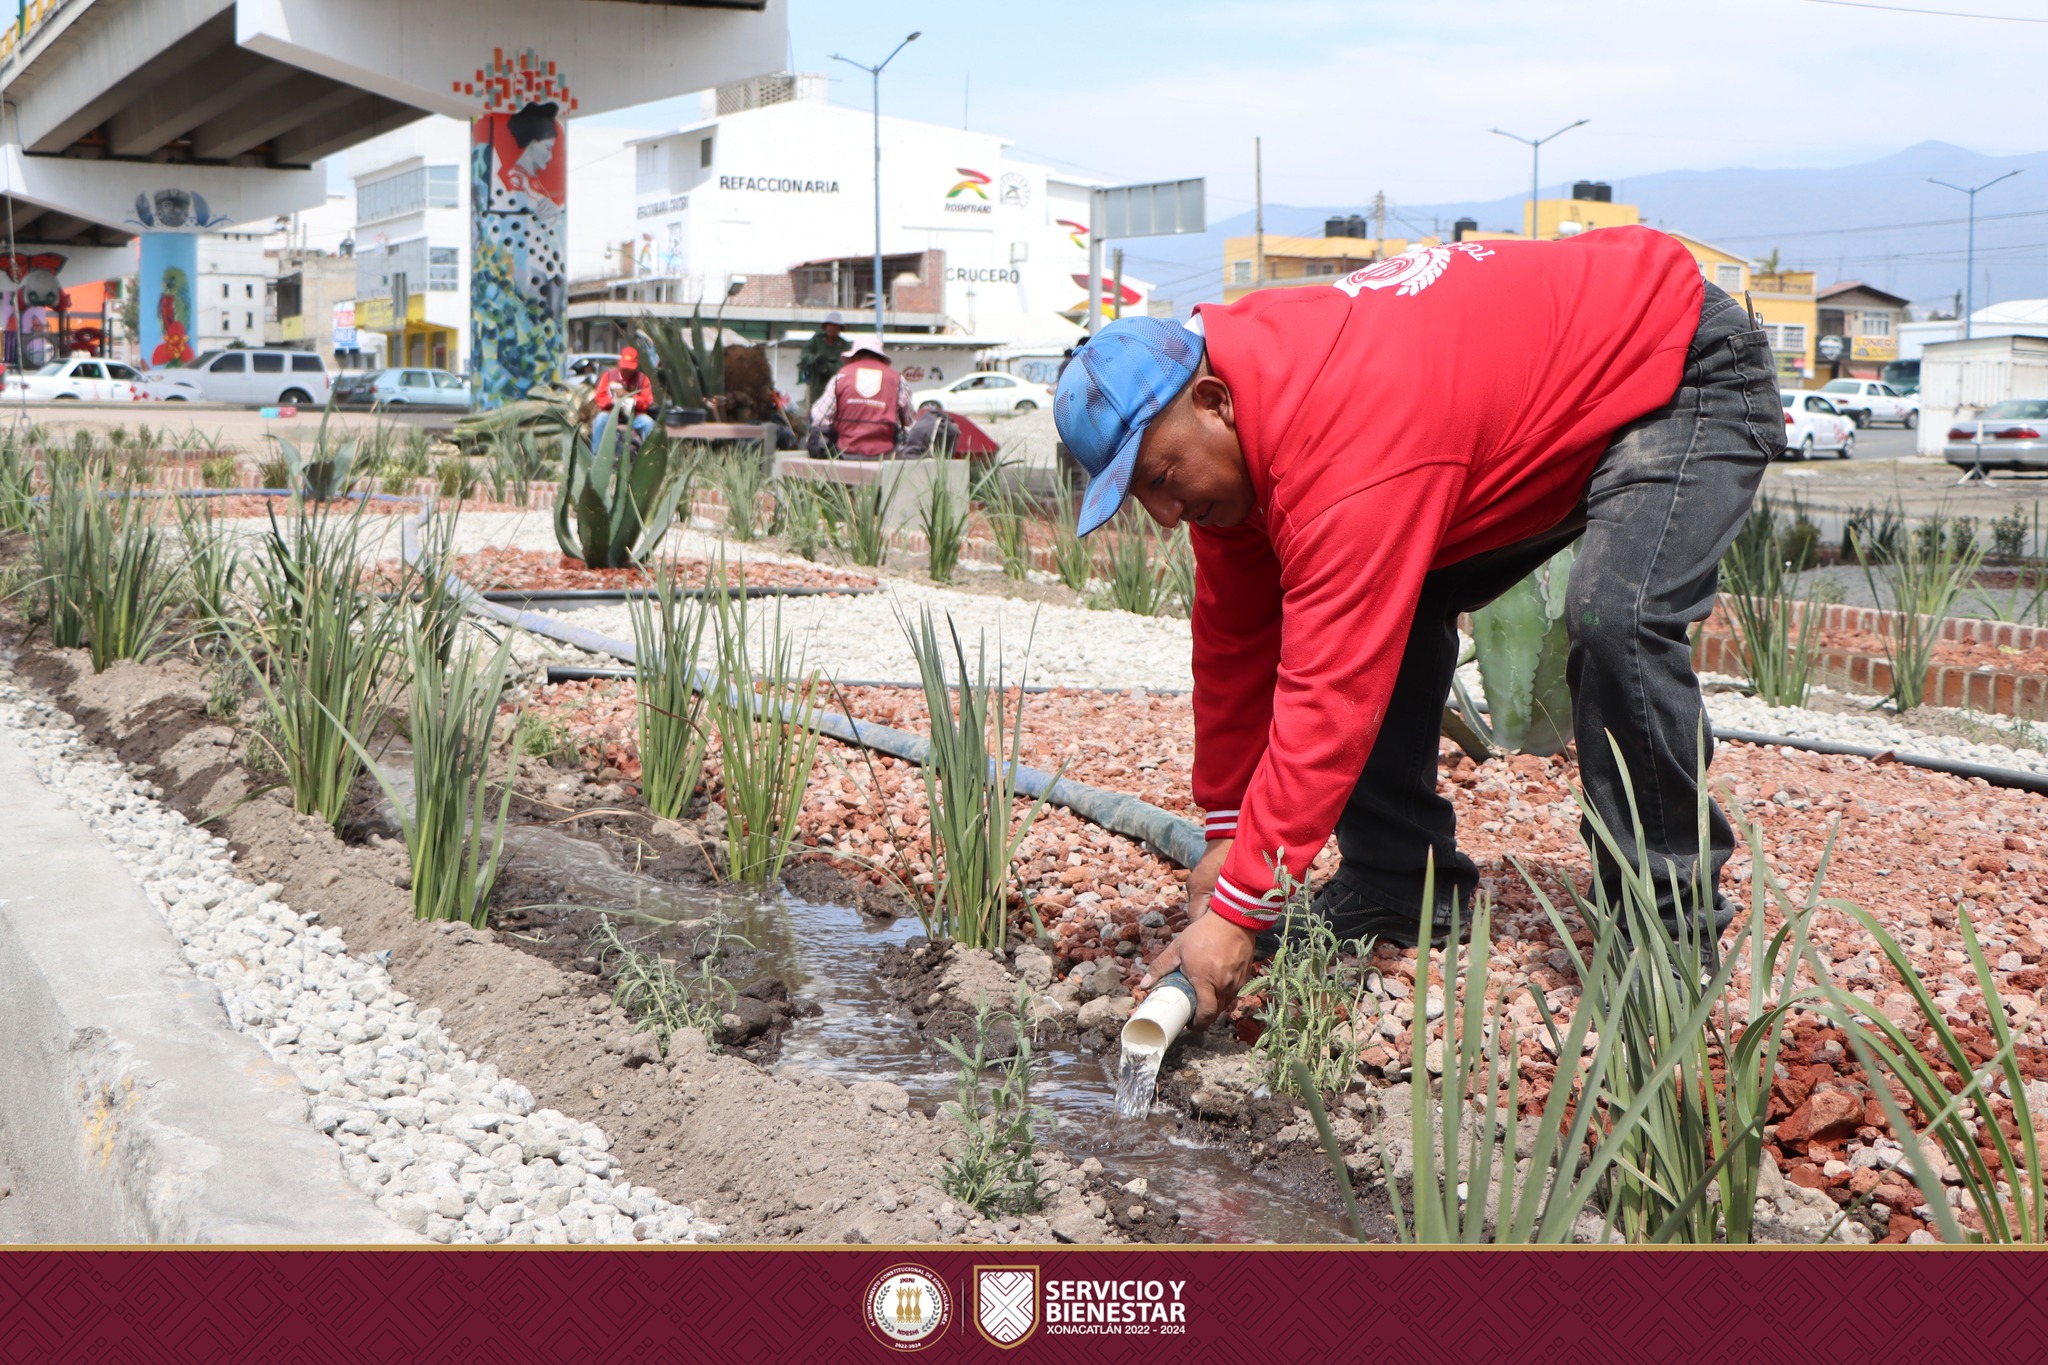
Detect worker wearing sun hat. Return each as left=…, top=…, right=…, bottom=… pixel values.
left=809, top=334, right=914, bottom=458
left=592, top=346, right=655, bottom=451
left=1057, top=227, right=1782, bottom=1033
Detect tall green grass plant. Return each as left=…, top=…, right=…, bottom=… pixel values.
left=1857, top=510, right=1986, bottom=709
left=705, top=586, right=820, bottom=883
left=921, top=468, right=967, bottom=583
left=234, top=504, right=403, bottom=833
left=629, top=569, right=714, bottom=821
left=351, top=627, right=517, bottom=925
left=901, top=608, right=1054, bottom=950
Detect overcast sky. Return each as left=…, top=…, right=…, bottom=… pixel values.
left=598, top=0, right=2048, bottom=218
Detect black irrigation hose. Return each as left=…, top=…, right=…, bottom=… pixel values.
left=541, top=664, right=1191, bottom=696
left=1714, top=727, right=2048, bottom=796
left=397, top=509, right=1212, bottom=869
left=481, top=585, right=877, bottom=608
left=399, top=505, right=2048, bottom=869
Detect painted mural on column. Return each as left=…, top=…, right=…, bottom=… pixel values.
left=137, top=234, right=198, bottom=369
left=462, top=49, right=576, bottom=409
left=2, top=252, right=64, bottom=368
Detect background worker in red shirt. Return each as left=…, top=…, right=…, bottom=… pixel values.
left=592, top=346, right=655, bottom=450
left=807, top=336, right=914, bottom=458
left=1052, top=226, right=1783, bottom=1030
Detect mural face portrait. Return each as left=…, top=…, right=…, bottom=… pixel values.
left=152, top=189, right=194, bottom=229
left=497, top=100, right=565, bottom=206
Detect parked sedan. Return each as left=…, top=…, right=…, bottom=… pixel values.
left=1781, top=390, right=1857, bottom=459
left=1944, top=398, right=2048, bottom=472
left=910, top=371, right=1053, bottom=417
left=2, top=357, right=148, bottom=402
left=332, top=368, right=473, bottom=411
left=1818, top=377, right=1919, bottom=429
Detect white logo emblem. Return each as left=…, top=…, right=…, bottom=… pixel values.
left=1333, top=242, right=1491, bottom=298
left=975, top=1266, right=1039, bottom=1348
left=999, top=172, right=1031, bottom=209
left=854, top=366, right=883, bottom=399
left=865, top=1264, right=951, bottom=1351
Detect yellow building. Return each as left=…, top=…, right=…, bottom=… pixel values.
left=1666, top=234, right=1816, bottom=383
left=355, top=293, right=458, bottom=370
left=1221, top=233, right=1433, bottom=304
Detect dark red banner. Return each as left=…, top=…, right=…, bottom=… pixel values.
left=2, top=1247, right=2043, bottom=1362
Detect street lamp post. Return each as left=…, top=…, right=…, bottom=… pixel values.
left=1489, top=119, right=1589, bottom=240
left=1928, top=170, right=2020, bottom=339
left=832, top=32, right=921, bottom=344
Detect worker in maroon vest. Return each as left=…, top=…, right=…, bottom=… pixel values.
left=807, top=336, right=914, bottom=458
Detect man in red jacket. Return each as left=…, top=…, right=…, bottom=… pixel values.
left=592, top=346, right=655, bottom=450
left=1053, top=226, right=1783, bottom=1029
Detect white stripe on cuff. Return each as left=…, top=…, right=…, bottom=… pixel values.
left=1212, top=874, right=1283, bottom=924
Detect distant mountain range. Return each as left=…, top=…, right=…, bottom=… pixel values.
left=1123, top=142, right=2048, bottom=317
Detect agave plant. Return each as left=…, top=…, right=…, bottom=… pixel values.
left=552, top=414, right=693, bottom=568
left=1442, top=546, right=1575, bottom=759
left=638, top=308, right=726, bottom=411
left=267, top=397, right=363, bottom=502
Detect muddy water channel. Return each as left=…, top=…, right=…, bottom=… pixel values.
left=490, top=814, right=1352, bottom=1245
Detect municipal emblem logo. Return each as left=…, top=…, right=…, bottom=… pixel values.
left=973, top=1265, right=1039, bottom=1349
left=865, top=1263, right=951, bottom=1351
left=1334, top=245, right=1452, bottom=298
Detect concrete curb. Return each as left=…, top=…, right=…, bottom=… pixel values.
left=0, top=729, right=408, bottom=1244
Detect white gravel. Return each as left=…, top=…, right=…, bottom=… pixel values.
left=449, top=512, right=2048, bottom=770
left=1704, top=684, right=2048, bottom=777
left=542, top=578, right=1194, bottom=690
left=0, top=676, right=718, bottom=1247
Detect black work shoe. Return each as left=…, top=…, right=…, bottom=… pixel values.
left=1251, top=878, right=1468, bottom=956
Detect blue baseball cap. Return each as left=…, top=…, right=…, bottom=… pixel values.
left=1054, top=315, right=1206, bottom=536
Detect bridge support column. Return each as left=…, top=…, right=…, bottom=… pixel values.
left=470, top=95, right=567, bottom=410
left=137, top=233, right=199, bottom=370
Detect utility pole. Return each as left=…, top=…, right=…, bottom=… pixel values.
left=1371, top=189, right=1386, bottom=261
left=1112, top=248, right=1125, bottom=323
left=1490, top=119, right=1588, bottom=239
left=1254, top=136, right=1264, bottom=289
left=1928, top=169, right=2018, bottom=339
left=832, top=31, right=921, bottom=344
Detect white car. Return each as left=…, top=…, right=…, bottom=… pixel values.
left=1781, top=390, right=1857, bottom=459
left=1818, top=377, right=1919, bottom=429
left=144, top=348, right=330, bottom=406
left=910, top=371, right=1053, bottom=417
left=2, top=357, right=149, bottom=402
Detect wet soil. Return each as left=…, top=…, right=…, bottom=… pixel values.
left=0, top=637, right=1083, bottom=1245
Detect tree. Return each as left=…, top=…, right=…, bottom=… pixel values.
left=116, top=275, right=139, bottom=356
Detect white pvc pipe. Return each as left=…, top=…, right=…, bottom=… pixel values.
left=1121, top=970, right=1197, bottom=1055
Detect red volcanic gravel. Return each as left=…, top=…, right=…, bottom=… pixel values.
left=516, top=678, right=2048, bottom=1231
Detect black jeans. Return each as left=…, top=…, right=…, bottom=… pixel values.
left=1328, top=282, right=1782, bottom=934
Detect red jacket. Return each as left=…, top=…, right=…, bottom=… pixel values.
left=1192, top=226, right=1705, bottom=930
left=595, top=367, right=653, bottom=414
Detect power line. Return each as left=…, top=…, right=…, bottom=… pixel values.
left=1803, top=0, right=2048, bottom=20
left=1711, top=202, right=2048, bottom=242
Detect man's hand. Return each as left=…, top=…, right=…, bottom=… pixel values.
left=1185, top=837, right=1232, bottom=922
left=1141, top=904, right=1257, bottom=1031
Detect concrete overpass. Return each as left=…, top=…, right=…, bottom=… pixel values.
left=0, top=0, right=786, bottom=397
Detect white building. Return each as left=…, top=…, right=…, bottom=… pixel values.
left=569, top=72, right=1149, bottom=391
left=194, top=231, right=272, bottom=354
left=345, top=121, right=470, bottom=372
left=342, top=117, right=646, bottom=372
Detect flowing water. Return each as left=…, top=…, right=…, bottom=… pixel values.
left=1113, top=1047, right=1166, bottom=1121
left=376, top=754, right=1352, bottom=1242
